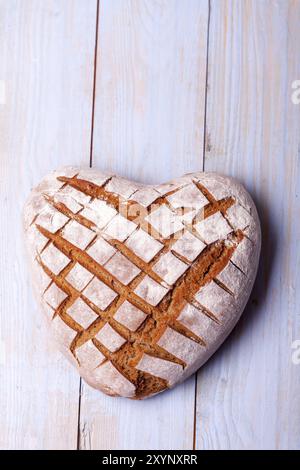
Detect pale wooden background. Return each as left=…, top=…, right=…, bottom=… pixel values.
left=0, top=0, right=299, bottom=450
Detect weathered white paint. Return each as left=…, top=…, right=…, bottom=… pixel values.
left=78, top=0, right=209, bottom=450
left=91, top=0, right=209, bottom=184
left=0, top=0, right=97, bottom=449
left=1, top=0, right=299, bottom=451
left=195, top=0, right=300, bottom=450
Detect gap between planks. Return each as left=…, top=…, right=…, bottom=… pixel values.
left=77, top=0, right=100, bottom=450
left=193, top=0, right=211, bottom=450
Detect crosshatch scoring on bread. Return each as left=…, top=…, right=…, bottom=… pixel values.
left=24, top=167, right=261, bottom=399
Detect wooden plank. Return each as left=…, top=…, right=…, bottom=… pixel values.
left=79, top=0, right=209, bottom=449
left=91, top=0, right=209, bottom=184
left=0, top=0, right=97, bottom=449
left=196, top=0, right=300, bottom=450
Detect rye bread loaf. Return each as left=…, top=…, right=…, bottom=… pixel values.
left=23, top=167, right=261, bottom=399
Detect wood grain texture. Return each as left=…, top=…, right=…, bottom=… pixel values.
left=78, top=0, right=209, bottom=450
left=0, top=0, right=97, bottom=449
left=1, top=0, right=299, bottom=451
left=195, top=0, right=300, bottom=450
left=91, top=0, right=209, bottom=184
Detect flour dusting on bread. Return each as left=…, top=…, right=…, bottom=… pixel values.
left=24, top=167, right=261, bottom=399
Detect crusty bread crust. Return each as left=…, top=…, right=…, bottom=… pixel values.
left=24, top=167, right=261, bottom=399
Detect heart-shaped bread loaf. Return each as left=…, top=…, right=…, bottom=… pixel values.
left=24, top=167, right=261, bottom=399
